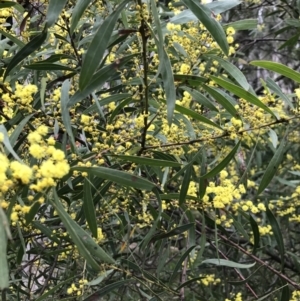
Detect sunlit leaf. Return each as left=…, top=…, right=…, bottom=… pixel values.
left=251, top=61, right=300, bottom=83
left=201, top=258, right=255, bottom=268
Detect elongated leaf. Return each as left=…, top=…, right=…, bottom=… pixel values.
left=169, top=245, right=196, bottom=284
left=51, top=188, right=115, bottom=266
left=50, top=190, right=100, bottom=271
left=266, top=207, right=285, bottom=271
left=84, top=279, right=133, bottom=301
left=0, top=209, right=9, bottom=289
left=179, top=165, right=193, bottom=205
left=205, top=55, right=250, bottom=91
left=0, top=1, right=15, bottom=8
left=35, top=276, right=76, bottom=301
left=280, top=285, right=290, bottom=301
left=174, top=74, right=206, bottom=86
left=79, top=0, right=129, bottom=90
left=174, top=103, right=222, bottom=129
left=201, top=258, right=255, bottom=268
left=201, top=141, right=240, bottom=179
left=4, top=29, right=47, bottom=80
left=9, top=114, right=33, bottom=147
left=60, top=80, right=77, bottom=151
left=150, top=0, right=176, bottom=124
left=0, top=29, right=25, bottom=47
left=114, top=155, right=181, bottom=167
left=181, top=0, right=228, bottom=55
left=73, top=166, right=155, bottom=190
left=46, top=0, right=68, bottom=28
left=249, top=215, right=260, bottom=254
left=201, top=84, right=238, bottom=117
left=68, top=54, right=136, bottom=108
left=170, top=0, right=240, bottom=24
left=24, top=63, right=75, bottom=71
left=211, top=76, right=276, bottom=118
left=87, top=270, right=114, bottom=286
left=151, top=223, right=194, bottom=242
left=70, top=0, right=93, bottom=34
left=223, top=19, right=258, bottom=31
left=0, top=124, right=22, bottom=161
left=266, top=77, right=294, bottom=109
left=176, top=277, right=204, bottom=291
left=180, top=86, right=218, bottom=112
left=251, top=61, right=300, bottom=83
left=257, top=129, right=288, bottom=195
left=83, top=176, right=98, bottom=238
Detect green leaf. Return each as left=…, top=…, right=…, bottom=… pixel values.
left=3, top=29, right=47, bottom=80
left=180, top=86, right=218, bottom=112
left=35, top=276, right=76, bottom=301
left=201, top=258, right=255, bottom=269
left=169, top=245, right=196, bottom=285
left=24, top=63, right=76, bottom=72
left=9, top=114, right=33, bottom=147
left=280, top=285, right=290, bottom=301
left=201, top=84, right=238, bottom=117
left=0, top=124, right=22, bottom=161
left=179, top=165, right=193, bottom=206
left=46, top=0, right=68, bottom=28
left=60, top=80, right=77, bottom=151
left=176, top=277, right=204, bottom=291
left=205, top=55, right=250, bottom=91
left=257, top=129, right=288, bottom=195
left=266, top=207, right=285, bottom=271
left=68, top=54, right=136, bottom=108
left=174, top=102, right=222, bottom=130
left=223, top=19, right=258, bottom=31
left=51, top=188, right=115, bottom=267
left=0, top=29, right=25, bottom=47
left=114, top=155, right=181, bottom=167
left=151, top=223, right=194, bottom=242
left=285, top=19, right=300, bottom=27
left=70, top=0, right=93, bottom=34
left=201, top=141, right=240, bottom=179
left=250, top=61, right=300, bottom=84
left=79, top=0, right=129, bottom=90
left=181, top=0, right=229, bottom=55
left=0, top=1, right=16, bottom=8
left=150, top=9, right=176, bottom=125
left=170, top=0, right=240, bottom=24
left=72, top=166, right=155, bottom=191
left=211, top=76, right=276, bottom=118
left=174, top=74, right=206, bottom=86
left=0, top=209, right=9, bottom=289
left=84, top=280, right=133, bottom=301
left=83, top=176, right=98, bottom=238
left=249, top=215, right=260, bottom=254
left=87, top=270, right=114, bottom=286
left=266, top=77, right=294, bottom=109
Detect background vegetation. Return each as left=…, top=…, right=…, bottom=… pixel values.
left=1, top=0, right=300, bottom=300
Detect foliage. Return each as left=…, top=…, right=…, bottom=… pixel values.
left=0, top=0, right=300, bottom=300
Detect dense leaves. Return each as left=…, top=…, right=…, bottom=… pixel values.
left=1, top=0, right=300, bottom=301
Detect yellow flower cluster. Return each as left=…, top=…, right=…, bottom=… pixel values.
left=198, top=274, right=221, bottom=286
left=66, top=279, right=88, bottom=296
left=291, top=290, right=300, bottom=301
left=225, top=292, right=243, bottom=301
left=28, top=126, right=70, bottom=192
